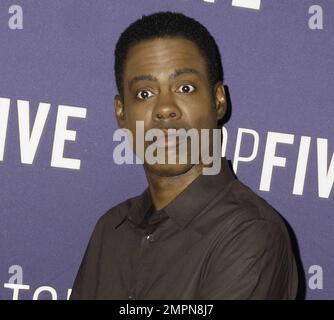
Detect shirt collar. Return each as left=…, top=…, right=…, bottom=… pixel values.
left=125, top=157, right=236, bottom=230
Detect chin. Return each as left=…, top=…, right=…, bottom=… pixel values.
left=144, top=162, right=195, bottom=177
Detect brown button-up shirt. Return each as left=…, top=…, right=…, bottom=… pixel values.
left=70, top=158, right=298, bottom=300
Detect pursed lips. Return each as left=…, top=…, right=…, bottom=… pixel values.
left=155, top=129, right=188, bottom=148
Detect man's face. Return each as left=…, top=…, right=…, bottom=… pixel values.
left=115, top=36, right=226, bottom=177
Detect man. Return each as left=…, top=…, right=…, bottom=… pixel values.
left=70, top=11, right=298, bottom=300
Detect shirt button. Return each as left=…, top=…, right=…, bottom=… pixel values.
left=128, top=295, right=136, bottom=300
left=146, top=234, right=154, bottom=242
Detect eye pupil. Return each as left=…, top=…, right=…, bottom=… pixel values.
left=182, top=85, right=190, bottom=93
left=141, top=91, right=149, bottom=99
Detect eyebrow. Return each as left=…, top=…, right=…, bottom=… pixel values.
left=128, top=68, right=201, bottom=89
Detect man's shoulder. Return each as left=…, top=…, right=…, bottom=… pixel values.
left=95, top=193, right=143, bottom=230
left=200, top=178, right=294, bottom=264
left=194, top=176, right=285, bottom=242
left=193, top=177, right=291, bottom=251
left=227, top=179, right=285, bottom=223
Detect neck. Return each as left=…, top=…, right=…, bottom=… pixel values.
left=144, top=164, right=204, bottom=211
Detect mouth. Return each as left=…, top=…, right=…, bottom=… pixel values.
left=155, top=129, right=188, bottom=149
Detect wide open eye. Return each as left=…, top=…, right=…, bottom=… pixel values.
left=176, top=84, right=196, bottom=94
left=136, top=89, right=154, bottom=100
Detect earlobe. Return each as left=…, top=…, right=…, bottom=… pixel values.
left=214, top=82, right=227, bottom=121
left=114, top=95, right=126, bottom=127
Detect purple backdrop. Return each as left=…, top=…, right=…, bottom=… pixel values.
left=0, top=0, right=333, bottom=300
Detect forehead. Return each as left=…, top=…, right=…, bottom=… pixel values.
left=123, top=37, right=208, bottom=80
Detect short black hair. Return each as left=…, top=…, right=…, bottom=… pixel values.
left=114, top=11, right=224, bottom=99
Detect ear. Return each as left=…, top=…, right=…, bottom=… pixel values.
left=114, top=94, right=126, bottom=128
left=213, top=81, right=227, bottom=121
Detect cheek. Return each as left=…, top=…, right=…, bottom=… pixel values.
left=181, top=102, right=217, bottom=128
left=125, top=108, right=153, bottom=133
left=193, top=115, right=217, bottom=129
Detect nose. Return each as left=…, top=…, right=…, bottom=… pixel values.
left=153, top=94, right=182, bottom=122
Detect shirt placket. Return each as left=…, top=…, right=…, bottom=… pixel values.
left=130, top=213, right=180, bottom=300
left=127, top=227, right=158, bottom=300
